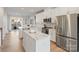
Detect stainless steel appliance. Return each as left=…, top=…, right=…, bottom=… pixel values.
left=56, top=14, right=77, bottom=52
left=42, top=18, right=53, bottom=34
left=42, top=25, right=49, bottom=34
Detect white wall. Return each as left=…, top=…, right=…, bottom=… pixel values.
left=2, top=10, right=8, bottom=40
left=7, top=15, right=11, bottom=32
left=0, top=8, right=4, bottom=27
left=0, top=8, right=9, bottom=41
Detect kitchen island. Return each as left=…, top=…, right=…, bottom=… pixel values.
left=23, top=30, right=50, bottom=52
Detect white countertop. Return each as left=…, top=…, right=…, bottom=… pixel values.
left=24, top=30, right=49, bottom=40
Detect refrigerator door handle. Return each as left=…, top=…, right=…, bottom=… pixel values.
left=57, top=34, right=76, bottom=40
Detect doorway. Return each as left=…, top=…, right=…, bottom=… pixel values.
left=10, top=16, right=24, bottom=31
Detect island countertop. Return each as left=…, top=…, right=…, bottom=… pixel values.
left=23, top=30, right=50, bottom=40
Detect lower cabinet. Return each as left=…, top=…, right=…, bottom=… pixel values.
left=23, top=31, right=50, bottom=52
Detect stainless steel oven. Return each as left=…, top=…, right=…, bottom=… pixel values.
left=42, top=27, right=49, bottom=34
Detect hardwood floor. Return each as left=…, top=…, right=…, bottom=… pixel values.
left=0, top=30, right=65, bottom=52
left=50, top=41, right=65, bottom=52
left=1, top=30, right=25, bottom=52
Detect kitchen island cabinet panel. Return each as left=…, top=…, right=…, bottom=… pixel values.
left=23, top=31, right=50, bottom=52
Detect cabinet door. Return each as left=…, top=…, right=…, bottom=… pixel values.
left=29, top=37, right=36, bottom=52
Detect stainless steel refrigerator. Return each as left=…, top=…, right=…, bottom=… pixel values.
left=56, top=14, right=77, bottom=52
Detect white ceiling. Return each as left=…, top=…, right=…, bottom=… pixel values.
left=5, top=7, right=48, bottom=16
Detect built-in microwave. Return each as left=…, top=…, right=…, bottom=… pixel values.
left=43, top=18, right=51, bottom=23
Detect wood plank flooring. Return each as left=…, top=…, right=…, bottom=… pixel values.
left=0, top=30, right=65, bottom=52
left=1, top=30, right=25, bottom=52
left=50, top=41, right=65, bottom=52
